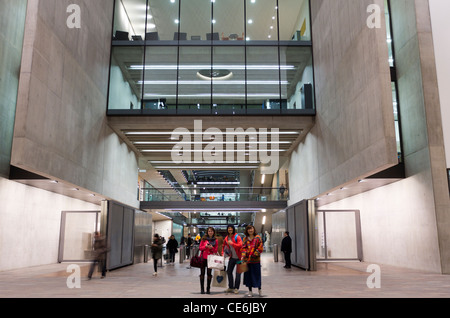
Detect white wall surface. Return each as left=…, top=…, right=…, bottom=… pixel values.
left=319, top=167, right=441, bottom=273
left=0, top=177, right=100, bottom=271
left=429, top=0, right=450, bottom=168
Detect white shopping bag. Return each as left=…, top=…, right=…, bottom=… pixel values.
left=207, top=254, right=225, bottom=270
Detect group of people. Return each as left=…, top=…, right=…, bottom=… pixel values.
left=88, top=228, right=292, bottom=291
left=150, top=224, right=264, bottom=297
left=197, top=224, right=264, bottom=297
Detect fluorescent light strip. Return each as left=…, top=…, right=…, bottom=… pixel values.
left=135, top=141, right=291, bottom=145
left=137, top=80, right=289, bottom=85
left=142, top=149, right=285, bottom=152
left=149, top=161, right=260, bottom=164
left=130, top=65, right=296, bottom=70
left=197, top=181, right=240, bottom=185
left=126, top=131, right=299, bottom=135
left=143, top=93, right=280, bottom=98
left=152, top=166, right=259, bottom=169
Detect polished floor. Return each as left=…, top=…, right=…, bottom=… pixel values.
left=1, top=252, right=450, bottom=299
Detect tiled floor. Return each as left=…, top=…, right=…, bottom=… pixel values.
left=1, top=253, right=450, bottom=298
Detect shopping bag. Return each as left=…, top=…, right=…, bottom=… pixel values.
left=212, top=270, right=227, bottom=288
left=237, top=261, right=248, bottom=274
left=190, top=250, right=203, bottom=268
left=207, top=254, right=225, bottom=270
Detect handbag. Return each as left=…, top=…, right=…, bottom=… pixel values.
left=207, top=254, right=225, bottom=270
left=190, top=249, right=203, bottom=268
left=212, top=270, right=227, bottom=288
left=237, top=261, right=248, bottom=274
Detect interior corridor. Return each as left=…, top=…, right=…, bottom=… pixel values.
left=1, top=253, right=450, bottom=298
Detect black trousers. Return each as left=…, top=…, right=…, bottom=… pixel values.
left=283, top=251, right=291, bottom=267
left=88, top=258, right=106, bottom=278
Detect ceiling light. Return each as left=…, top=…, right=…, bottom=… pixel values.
left=125, top=131, right=300, bottom=135
left=248, top=19, right=253, bottom=24
left=152, top=166, right=259, bottom=169
left=130, top=64, right=295, bottom=70
left=138, top=80, right=288, bottom=85
left=136, top=141, right=290, bottom=145
left=142, top=149, right=285, bottom=152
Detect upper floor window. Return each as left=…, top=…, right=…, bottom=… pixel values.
left=108, top=0, right=314, bottom=115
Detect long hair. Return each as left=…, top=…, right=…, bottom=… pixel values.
left=201, top=227, right=216, bottom=240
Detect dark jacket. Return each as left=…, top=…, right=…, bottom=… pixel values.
left=151, top=238, right=163, bottom=260
left=93, top=235, right=107, bottom=260
left=167, top=238, right=179, bottom=253
left=281, top=235, right=292, bottom=253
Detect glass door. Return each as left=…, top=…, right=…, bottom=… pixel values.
left=315, top=210, right=363, bottom=261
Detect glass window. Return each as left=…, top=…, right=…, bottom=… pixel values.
left=246, top=0, right=279, bottom=41
left=280, top=46, right=314, bottom=110
left=108, top=46, right=144, bottom=111
left=113, top=0, right=147, bottom=41
left=213, top=0, right=245, bottom=42
left=180, top=0, right=212, bottom=41
left=246, top=46, right=280, bottom=112
left=278, top=0, right=311, bottom=41
left=212, top=46, right=246, bottom=114
left=178, top=46, right=212, bottom=113
left=147, top=0, right=180, bottom=41
left=142, top=46, right=178, bottom=111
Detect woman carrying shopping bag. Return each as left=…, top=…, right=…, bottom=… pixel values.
left=241, top=225, right=264, bottom=297
left=222, top=225, right=243, bottom=294
left=199, top=227, right=218, bottom=294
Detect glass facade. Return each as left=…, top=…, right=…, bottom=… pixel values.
left=108, top=0, right=314, bottom=115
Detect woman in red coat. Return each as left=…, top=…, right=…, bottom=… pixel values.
left=199, top=227, right=218, bottom=294
left=223, top=225, right=243, bottom=294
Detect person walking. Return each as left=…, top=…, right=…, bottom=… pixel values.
left=199, top=227, right=218, bottom=294
left=223, top=225, right=243, bottom=294
left=151, top=234, right=163, bottom=276
left=281, top=231, right=292, bottom=269
left=241, top=225, right=264, bottom=297
left=87, top=231, right=108, bottom=280
left=186, top=233, right=193, bottom=259
left=167, top=235, right=178, bottom=265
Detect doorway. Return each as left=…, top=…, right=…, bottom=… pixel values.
left=315, top=210, right=363, bottom=261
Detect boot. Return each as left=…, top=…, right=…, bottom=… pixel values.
left=200, top=277, right=205, bottom=294
left=206, top=276, right=212, bottom=294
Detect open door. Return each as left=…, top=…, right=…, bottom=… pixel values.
left=285, top=200, right=316, bottom=271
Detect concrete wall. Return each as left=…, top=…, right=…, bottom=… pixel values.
left=0, top=176, right=100, bottom=271
left=429, top=0, right=450, bottom=169
left=0, top=0, right=27, bottom=177
left=289, top=0, right=397, bottom=202
left=305, top=0, right=450, bottom=273
left=11, top=0, right=139, bottom=208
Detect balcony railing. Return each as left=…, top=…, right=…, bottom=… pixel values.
left=140, top=187, right=289, bottom=202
